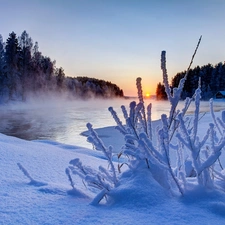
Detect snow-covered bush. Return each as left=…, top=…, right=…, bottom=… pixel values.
left=66, top=36, right=225, bottom=203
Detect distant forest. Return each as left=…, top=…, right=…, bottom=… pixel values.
left=0, top=31, right=124, bottom=102
left=156, top=62, right=225, bottom=100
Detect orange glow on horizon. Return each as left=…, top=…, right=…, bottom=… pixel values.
left=122, top=81, right=157, bottom=97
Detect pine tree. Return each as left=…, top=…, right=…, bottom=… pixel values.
left=0, top=35, right=4, bottom=81
left=31, top=41, right=43, bottom=92
left=4, top=32, right=22, bottom=100
left=18, top=30, right=33, bottom=99
left=55, top=67, right=65, bottom=90
left=0, top=34, right=6, bottom=99
left=156, top=82, right=167, bottom=100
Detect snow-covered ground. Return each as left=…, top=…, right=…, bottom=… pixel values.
left=1, top=112, right=225, bottom=224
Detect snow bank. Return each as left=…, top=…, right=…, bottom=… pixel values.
left=1, top=118, right=225, bottom=224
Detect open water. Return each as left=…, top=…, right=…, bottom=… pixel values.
left=0, top=97, right=225, bottom=148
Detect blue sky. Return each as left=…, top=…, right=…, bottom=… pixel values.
left=1, top=0, right=225, bottom=96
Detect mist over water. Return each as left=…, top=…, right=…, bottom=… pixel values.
left=1, top=97, right=225, bottom=148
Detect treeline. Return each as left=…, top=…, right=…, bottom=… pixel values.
left=0, top=31, right=124, bottom=102
left=156, top=62, right=225, bottom=100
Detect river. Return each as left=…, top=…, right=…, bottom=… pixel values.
left=0, top=97, right=225, bottom=148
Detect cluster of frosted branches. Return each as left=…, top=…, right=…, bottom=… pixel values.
left=106, top=36, right=225, bottom=194
left=67, top=36, right=225, bottom=204
left=108, top=74, right=225, bottom=195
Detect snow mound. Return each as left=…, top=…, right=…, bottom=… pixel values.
left=67, top=188, right=90, bottom=199
left=108, top=167, right=169, bottom=207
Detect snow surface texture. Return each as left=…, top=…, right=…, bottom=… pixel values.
left=1, top=116, right=225, bottom=224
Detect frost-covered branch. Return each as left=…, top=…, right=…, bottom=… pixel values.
left=108, top=106, right=127, bottom=135
left=136, top=77, right=148, bottom=135
left=161, top=36, right=202, bottom=129
left=65, top=168, right=75, bottom=189
left=17, top=163, right=34, bottom=182
left=191, top=81, right=201, bottom=143
left=187, top=35, right=202, bottom=72
left=210, top=99, right=222, bottom=136
left=86, top=123, right=118, bottom=185
left=147, top=103, right=153, bottom=141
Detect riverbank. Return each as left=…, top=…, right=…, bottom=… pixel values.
left=1, top=110, right=225, bottom=224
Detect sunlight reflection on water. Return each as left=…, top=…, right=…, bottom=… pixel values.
left=0, top=98, right=225, bottom=148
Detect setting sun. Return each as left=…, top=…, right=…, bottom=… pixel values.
left=145, top=93, right=151, bottom=98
